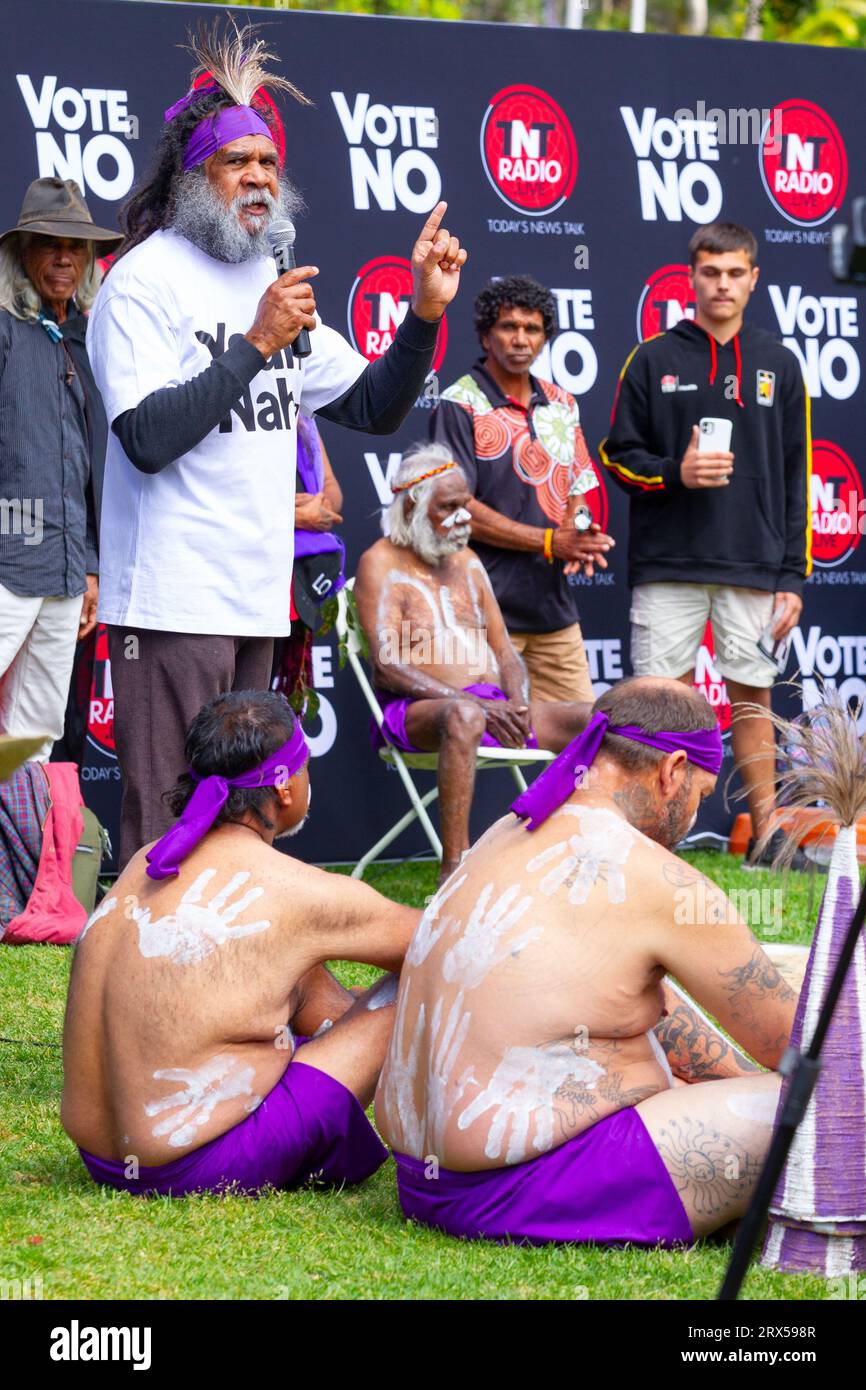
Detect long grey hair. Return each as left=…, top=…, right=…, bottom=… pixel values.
left=0, top=232, right=102, bottom=321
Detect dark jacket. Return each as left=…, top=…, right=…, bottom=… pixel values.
left=0, top=304, right=105, bottom=599
left=600, top=319, right=811, bottom=596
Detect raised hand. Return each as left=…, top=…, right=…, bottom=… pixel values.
left=410, top=201, right=468, bottom=322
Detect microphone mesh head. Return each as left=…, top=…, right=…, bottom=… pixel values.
left=267, top=219, right=296, bottom=250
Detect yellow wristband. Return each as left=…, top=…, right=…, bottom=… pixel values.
left=543, top=528, right=554, bottom=564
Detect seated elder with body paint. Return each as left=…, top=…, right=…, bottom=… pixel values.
left=354, top=443, right=592, bottom=884
left=61, top=690, right=415, bottom=1197
left=375, top=676, right=804, bottom=1248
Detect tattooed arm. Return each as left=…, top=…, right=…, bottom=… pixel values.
left=654, top=980, right=761, bottom=1082
left=655, top=863, right=797, bottom=1071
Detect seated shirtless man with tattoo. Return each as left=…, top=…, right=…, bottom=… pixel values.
left=376, top=676, right=805, bottom=1246
left=62, top=691, right=417, bottom=1197
left=354, top=443, right=592, bottom=883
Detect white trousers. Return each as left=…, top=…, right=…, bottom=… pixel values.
left=0, top=582, right=82, bottom=761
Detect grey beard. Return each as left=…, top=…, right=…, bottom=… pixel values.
left=169, top=168, right=304, bottom=264
left=408, top=505, right=471, bottom=566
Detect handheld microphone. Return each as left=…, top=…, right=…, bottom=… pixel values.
left=267, top=218, right=312, bottom=359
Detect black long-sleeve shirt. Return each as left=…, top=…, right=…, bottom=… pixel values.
left=114, top=308, right=438, bottom=474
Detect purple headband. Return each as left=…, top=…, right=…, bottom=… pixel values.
left=164, top=84, right=275, bottom=172
left=146, top=725, right=310, bottom=881
left=511, top=710, right=723, bottom=831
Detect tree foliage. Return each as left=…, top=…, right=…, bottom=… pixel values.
left=162, top=0, right=866, bottom=45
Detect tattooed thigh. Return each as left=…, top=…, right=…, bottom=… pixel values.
left=636, top=1074, right=781, bottom=1237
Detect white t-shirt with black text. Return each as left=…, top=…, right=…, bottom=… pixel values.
left=87, top=228, right=367, bottom=636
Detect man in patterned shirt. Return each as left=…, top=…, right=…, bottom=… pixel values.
left=430, top=276, right=614, bottom=703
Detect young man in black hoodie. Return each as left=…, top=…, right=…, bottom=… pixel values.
left=600, top=222, right=811, bottom=867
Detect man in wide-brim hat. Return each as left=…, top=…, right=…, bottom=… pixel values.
left=0, top=177, right=121, bottom=762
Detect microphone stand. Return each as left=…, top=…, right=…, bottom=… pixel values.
left=718, top=870, right=866, bottom=1300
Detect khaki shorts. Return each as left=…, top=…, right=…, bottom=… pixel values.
left=508, top=622, right=595, bottom=704
left=630, top=583, right=776, bottom=690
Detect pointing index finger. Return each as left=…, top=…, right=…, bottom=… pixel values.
left=418, top=201, right=447, bottom=241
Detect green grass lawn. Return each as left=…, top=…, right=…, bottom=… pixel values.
left=0, top=853, right=840, bottom=1301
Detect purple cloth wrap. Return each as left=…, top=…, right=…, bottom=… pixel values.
left=372, top=684, right=538, bottom=755
left=146, top=725, right=310, bottom=881
left=78, top=1044, right=387, bottom=1197
left=395, top=1106, right=693, bottom=1247
left=510, top=710, right=723, bottom=830
left=181, top=105, right=274, bottom=172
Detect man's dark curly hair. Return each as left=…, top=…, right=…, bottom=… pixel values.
left=473, top=275, right=557, bottom=344
left=113, top=90, right=281, bottom=263
left=163, top=689, right=303, bottom=833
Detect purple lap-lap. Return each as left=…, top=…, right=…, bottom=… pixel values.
left=395, top=1106, right=693, bottom=1247
left=78, top=1042, right=387, bottom=1197
left=373, top=683, right=538, bottom=754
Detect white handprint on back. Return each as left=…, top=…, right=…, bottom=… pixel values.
left=125, top=869, right=271, bottom=966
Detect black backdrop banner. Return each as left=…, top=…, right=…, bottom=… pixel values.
left=3, top=0, right=864, bottom=865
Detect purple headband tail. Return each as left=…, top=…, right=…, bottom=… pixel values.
left=146, top=726, right=310, bottom=881
left=511, top=712, right=723, bottom=830
left=164, top=80, right=221, bottom=123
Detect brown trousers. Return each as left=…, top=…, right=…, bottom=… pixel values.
left=107, top=626, right=274, bottom=870
left=508, top=622, right=595, bottom=704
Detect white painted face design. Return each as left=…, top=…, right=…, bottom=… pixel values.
left=526, top=806, right=634, bottom=906
left=126, top=869, right=270, bottom=966
left=78, top=895, right=117, bottom=941
left=440, top=507, right=472, bottom=531
left=145, top=1054, right=261, bottom=1148
left=457, top=1042, right=604, bottom=1165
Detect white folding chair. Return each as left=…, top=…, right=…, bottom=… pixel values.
left=336, top=579, right=554, bottom=878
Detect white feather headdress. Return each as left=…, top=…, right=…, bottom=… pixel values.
left=181, top=15, right=311, bottom=111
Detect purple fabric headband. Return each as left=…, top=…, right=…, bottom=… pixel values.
left=146, top=725, right=310, bottom=881
left=164, top=84, right=275, bottom=171
left=511, top=710, right=723, bottom=831
left=181, top=107, right=274, bottom=173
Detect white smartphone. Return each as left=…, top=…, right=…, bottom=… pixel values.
left=697, top=417, right=733, bottom=452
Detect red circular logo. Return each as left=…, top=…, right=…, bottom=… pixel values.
left=480, top=85, right=577, bottom=216
left=694, top=621, right=732, bottom=736
left=810, top=439, right=863, bottom=568
left=759, top=99, right=848, bottom=227
left=636, top=264, right=695, bottom=342
left=86, top=625, right=116, bottom=759
left=347, top=256, right=447, bottom=371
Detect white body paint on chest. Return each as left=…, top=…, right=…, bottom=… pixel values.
left=125, top=869, right=270, bottom=966
left=145, top=1054, right=260, bottom=1148
left=458, top=1043, right=604, bottom=1165
left=78, top=895, right=117, bottom=940
left=526, top=806, right=634, bottom=906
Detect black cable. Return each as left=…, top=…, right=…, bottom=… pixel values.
left=0, top=1036, right=61, bottom=1049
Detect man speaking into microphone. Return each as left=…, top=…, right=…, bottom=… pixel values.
left=86, top=20, right=467, bottom=866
